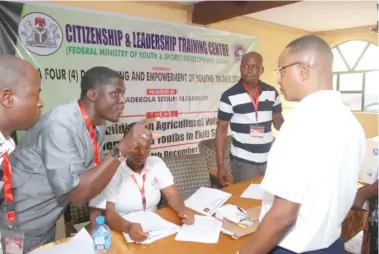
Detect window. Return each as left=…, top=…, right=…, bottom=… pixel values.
left=332, top=40, right=379, bottom=112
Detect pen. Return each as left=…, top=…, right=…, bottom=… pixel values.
left=237, top=207, right=247, bottom=214
left=237, top=207, right=256, bottom=223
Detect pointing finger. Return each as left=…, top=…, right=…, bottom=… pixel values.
left=152, top=132, right=160, bottom=139
left=139, top=117, right=161, bottom=126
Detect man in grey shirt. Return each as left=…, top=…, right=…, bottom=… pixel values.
left=0, top=54, right=44, bottom=197
left=1, top=66, right=157, bottom=253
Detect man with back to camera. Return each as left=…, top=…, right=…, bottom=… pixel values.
left=216, top=52, right=284, bottom=186
left=0, top=66, right=159, bottom=253
left=238, top=35, right=366, bottom=254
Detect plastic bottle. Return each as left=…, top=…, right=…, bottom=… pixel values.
left=92, top=215, right=111, bottom=253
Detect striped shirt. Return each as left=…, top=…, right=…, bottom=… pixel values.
left=218, top=80, right=282, bottom=164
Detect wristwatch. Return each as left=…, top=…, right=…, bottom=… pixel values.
left=110, top=146, right=125, bottom=162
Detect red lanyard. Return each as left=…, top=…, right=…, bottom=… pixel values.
left=243, top=83, right=260, bottom=122
left=78, top=101, right=99, bottom=165
left=3, top=152, right=16, bottom=225
left=130, top=174, right=147, bottom=211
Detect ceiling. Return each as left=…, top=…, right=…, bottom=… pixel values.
left=176, top=1, right=377, bottom=32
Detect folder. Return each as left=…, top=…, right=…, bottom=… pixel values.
left=221, top=206, right=261, bottom=239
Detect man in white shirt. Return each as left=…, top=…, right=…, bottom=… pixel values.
left=238, top=35, right=366, bottom=254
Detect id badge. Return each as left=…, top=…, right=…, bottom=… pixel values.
left=2, top=229, right=24, bottom=254
left=250, top=125, right=264, bottom=138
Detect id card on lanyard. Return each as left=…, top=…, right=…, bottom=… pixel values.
left=78, top=101, right=100, bottom=165
left=243, top=83, right=265, bottom=138
left=2, top=153, right=25, bottom=254
left=130, top=174, right=147, bottom=211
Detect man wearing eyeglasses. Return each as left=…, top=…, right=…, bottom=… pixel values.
left=216, top=52, right=284, bottom=186
left=238, top=35, right=365, bottom=254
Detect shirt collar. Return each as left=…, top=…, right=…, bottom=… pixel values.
left=239, top=80, right=265, bottom=90
left=0, top=131, right=7, bottom=144
left=122, top=158, right=150, bottom=176
left=300, top=90, right=341, bottom=105
left=0, top=131, right=16, bottom=158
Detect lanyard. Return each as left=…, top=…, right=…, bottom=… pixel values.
left=78, top=101, right=99, bottom=166
left=243, top=83, right=260, bottom=122
left=3, top=152, right=16, bottom=225
left=130, top=174, right=147, bottom=211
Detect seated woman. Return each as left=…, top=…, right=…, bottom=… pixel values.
left=89, top=122, right=194, bottom=242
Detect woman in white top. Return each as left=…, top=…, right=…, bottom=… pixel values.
left=89, top=123, right=194, bottom=242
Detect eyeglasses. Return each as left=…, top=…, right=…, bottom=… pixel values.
left=274, top=61, right=312, bottom=80
left=275, top=61, right=302, bottom=73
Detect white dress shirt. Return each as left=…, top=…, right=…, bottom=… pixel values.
left=89, top=156, right=174, bottom=215
left=259, top=91, right=366, bottom=253
left=0, top=131, right=15, bottom=164
left=0, top=131, right=16, bottom=190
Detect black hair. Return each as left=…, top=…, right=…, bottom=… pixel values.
left=80, top=66, right=123, bottom=98
left=285, top=35, right=332, bottom=57
left=123, top=122, right=136, bottom=138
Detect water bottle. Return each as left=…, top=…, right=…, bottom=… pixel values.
left=92, top=215, right=111, bottom=253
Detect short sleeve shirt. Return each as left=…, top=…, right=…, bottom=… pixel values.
left=259, top=91, right=366, bottom=252
left=218, top=80, right=282, bottom=164
left=1, top=102, right=106, bottom=234
left=89, top=156, right=174, bottom=215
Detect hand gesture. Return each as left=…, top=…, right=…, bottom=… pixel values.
left=119, top=118, right=159, bottom=157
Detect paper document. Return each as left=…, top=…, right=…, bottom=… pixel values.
left=185, top=187, right=231, bottom=216
left=175, top=215, right=222, bottom=243
left=241, top=184, right=264, bottom=200
left=216, top=204, right=253, bottom=225
left=29, top=229, right=94, bottom=254
left=122, top=211, right=180, bottom=244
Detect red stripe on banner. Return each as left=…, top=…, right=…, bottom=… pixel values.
left=179, top=111, right=218, bottom=115
left=146, top=89, right=177, bottom=95
left=147, top=111, right=179, bottom=118
left=120, top=110, right=217, bottom=118
left=152, top=141, right=200, bottom=150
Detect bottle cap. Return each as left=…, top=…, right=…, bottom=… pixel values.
left=96, top=215, right=105, bottom=225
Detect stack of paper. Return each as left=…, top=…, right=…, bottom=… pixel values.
left=30, top=229, right=94, bottom=254
left=185, top=187, right=231, bottom=216
left=216, top=204, right=253, bottom=225
left=175, top=215, right=222, bottom=244
left=122, top=211, right=180, bottom=244
left=240, top=184, right=264, bottom=200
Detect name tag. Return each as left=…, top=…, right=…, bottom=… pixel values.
left=250, top=125, right=264, bottom=138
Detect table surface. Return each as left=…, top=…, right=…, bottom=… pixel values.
left=40, top=177, right=263, bottom=254
left=40, top=175, right=366, bottom=253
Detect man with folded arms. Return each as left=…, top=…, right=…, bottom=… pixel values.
left=238, top=36, right=365, bottom=254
